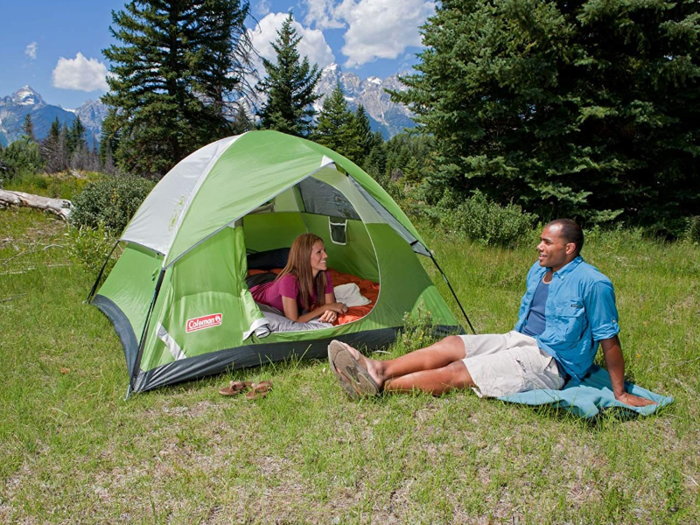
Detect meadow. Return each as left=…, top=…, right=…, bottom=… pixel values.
left=1, top=198, right=698, bottom=524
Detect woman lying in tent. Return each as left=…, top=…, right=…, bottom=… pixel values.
left=249, top=233, right=349, bottom=324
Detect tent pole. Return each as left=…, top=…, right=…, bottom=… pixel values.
left=428, top=253, right=477, bottom=335
left=85, top=240, right=120, bottom=302
left=129, top=267, right=166, bottom=393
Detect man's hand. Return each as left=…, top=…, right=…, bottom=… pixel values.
left=615, top=391, right=656, bottom=407
left=601, top=336, right=657, bottom=407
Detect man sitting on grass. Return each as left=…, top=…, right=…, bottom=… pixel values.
left=328, top=219, right=654, bottom=407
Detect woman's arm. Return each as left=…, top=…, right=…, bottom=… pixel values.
left=281, top=295, right=347, bottom=324
left=317, top=293, right=348, bottom=323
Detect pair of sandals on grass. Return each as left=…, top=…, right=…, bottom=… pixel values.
left=218, top=380, right=272, bottom=399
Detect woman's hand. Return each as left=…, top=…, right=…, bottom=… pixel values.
left=325, top=302, right=348, bottom=314
left=318, top=310, right=338, bottom=323
left=288, top=299, right=348, bottom=324
left=318, top=303, right=347, bottom=323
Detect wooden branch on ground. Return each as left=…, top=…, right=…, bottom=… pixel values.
left=0, top=190, right=73, bottom=220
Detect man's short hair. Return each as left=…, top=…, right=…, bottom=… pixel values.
left=548, top=219, right=584, bottom=255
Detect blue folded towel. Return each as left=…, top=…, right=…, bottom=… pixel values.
left=498, top=365, right=674, bottom=419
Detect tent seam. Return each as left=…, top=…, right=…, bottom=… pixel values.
left=161, top=133, right=245, bottom=265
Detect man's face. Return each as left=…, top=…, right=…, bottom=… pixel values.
left=537, top=224, right=575, bottom=272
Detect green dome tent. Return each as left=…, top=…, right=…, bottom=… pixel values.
left=89, top=131, right=469, bottom=394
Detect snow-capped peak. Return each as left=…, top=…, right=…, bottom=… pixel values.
left=367, top=77, right=382, bottom=86
left=12, top=85, right=44, bottom=107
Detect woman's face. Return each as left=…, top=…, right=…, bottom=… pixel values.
left=309, top=240, right=328, bottom=274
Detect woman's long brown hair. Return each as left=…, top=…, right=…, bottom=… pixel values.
left=277, top=233, right=328, bottom=311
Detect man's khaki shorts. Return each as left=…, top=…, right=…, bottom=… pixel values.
left=459, top=331, right=565, bottom=398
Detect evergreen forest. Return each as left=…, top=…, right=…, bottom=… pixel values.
left=1, top=0, right=699, bottom=239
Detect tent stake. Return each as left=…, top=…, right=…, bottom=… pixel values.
left=429, top=253, right=477, bottom=335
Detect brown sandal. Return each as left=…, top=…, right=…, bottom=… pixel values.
left=245, top=381, right=273, bottom=400
left=218, top=380, right=253, bottom=396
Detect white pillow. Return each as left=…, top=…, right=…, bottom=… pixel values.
left=334, top=283, right=371, bottom=307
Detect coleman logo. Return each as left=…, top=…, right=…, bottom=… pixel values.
left=186, top=313, right=223, bottom=333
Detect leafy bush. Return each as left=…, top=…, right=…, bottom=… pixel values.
left=0, top=139, right=44, bottom=182
left=433, top=190, right=537, bottom=248
left=66, top=223, right=118, bottom=277
left=398, top=301, right=439, bottom=354
left=70, top=176, right=154, bottom=234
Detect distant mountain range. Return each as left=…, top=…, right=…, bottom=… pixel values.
left=313, top=63, right=416, bottom=138
left=0, top=65, right=415, bottom=148
left=0, top=86, right=107, bottom=148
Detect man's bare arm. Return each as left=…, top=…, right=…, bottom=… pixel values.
left=600, top=336, right=656, bottom=407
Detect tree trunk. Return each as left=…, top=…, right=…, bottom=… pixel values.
left=0, top=190, right=72, bottom=220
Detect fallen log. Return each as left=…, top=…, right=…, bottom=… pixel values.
left=0, top=189, right=73, bottom=220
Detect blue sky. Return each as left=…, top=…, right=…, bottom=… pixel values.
left=0, top=0, right=434, bottom=109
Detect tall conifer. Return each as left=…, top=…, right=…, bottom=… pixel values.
left=313, top=84, right=365, bottom=163
left=40, top=118, right=67, bottom=173
left=102, top=0, right=252, bottom=176
left=22, top=114, right=35, bottom=142
left=256, top=13, right=321, bottom=137
left=394, top=0, right=700, bottom=230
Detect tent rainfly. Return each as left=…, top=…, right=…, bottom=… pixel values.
left=89, top=131, right=471, bottom=394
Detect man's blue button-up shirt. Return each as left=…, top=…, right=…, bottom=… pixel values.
left=514, top=256, right=620, bottom=381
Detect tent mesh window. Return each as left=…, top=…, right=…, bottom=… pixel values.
left=297, top=177, right=361, bottom=220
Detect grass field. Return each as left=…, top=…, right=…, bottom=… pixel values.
left=1, top=204, right=698, bottom=524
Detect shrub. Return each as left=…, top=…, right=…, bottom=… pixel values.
left=70, top=176, right=154, bottom=234
left=66, top=223, right=118, bottom=277
left=0, top=139, right=44, bottom=182
left=435, top=190, right=537, bottom=247
left=398, top=301, right=439, bottom=354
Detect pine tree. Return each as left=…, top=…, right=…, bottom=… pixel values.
left=314, top=85, right=352, bottom=151
left=313, top=85, right=366, bottom=163
left=40, top=118, right=67, bottom=173
left=231, top=105, right=255, bottom=134
left=393, top=0, right=700, bottom=231
left=102, top=0, right=252, bottom=176
left=353, top=105, right=374, bottom=159
left=362, top=133, right=388, bottom=185
left=256, top=13, right=321, bottom=137
left=22, top=114, right=35, bottom=142
left=67, top=117, right=86, bottom=157
left=99, top=109, right=120, bottom=174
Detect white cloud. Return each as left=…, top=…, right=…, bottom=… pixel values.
left=25, top=42, right=38, bottom=60
left=249, top=13, right=335, bottom=69
left=302, top=0, right=345, bottom=29
left=302, top=0, right=435, bottom=68
left=337, top=0, right=435, bottom=68
left=52, top=52, right=110, bottom=92
left=254, top=0, right=271, bottom=16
